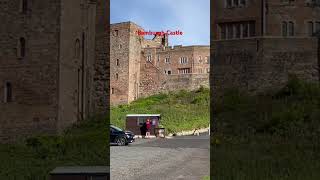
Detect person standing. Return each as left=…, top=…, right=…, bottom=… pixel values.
left=146, top=119, right=151, bottom=138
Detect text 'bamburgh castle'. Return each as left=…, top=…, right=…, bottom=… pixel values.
left=110, top=22, right=210, bottom=105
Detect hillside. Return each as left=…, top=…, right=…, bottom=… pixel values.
left=212, top=76, right=320, bottom=179
left=0, top=116, right=108, bottom=179
left=111, top=87, right=210, bottom=133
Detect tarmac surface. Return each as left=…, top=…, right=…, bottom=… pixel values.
left=110, top=133, right=209, bottom=180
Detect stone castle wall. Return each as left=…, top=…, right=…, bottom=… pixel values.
left=212, top=37, right=319, bottom=94
left=0, top=0, right=108, bottom=141
left=0, top=0, right=61, bottom=141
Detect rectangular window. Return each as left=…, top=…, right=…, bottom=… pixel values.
left=227, top=24, right=234, bottom=39
left=178, top=68, right=191, bottom=74
left=288, top=22, right=294, bottom=36
left=226, top=0, right=232, bottom=7
left=235, top=23, right=241, bottom=38
left=234, top=0, right=239, bottom=6
left=220, top=24, right=227, bottom=40
left=147, top=55, right=152, bottom=62
left=167, top=70, right=172, bottom=75
left=165, top=57, right=170, bottom=63
left=308, top=21, right=314, bottom=36
left=282, top=21, right=288, bottom=37
left=242, top=23, right=248, bottom=38
left=4, top=82, right=12, bottom=103
left=316, top=22, right=320, bottom=33
left=111, top=88, right=114, bottom=94
left=180, top=57, right=188, bottom=64
left=249, top=21, right=256, bottom=37
left=240, top=0, right=246, bottom=6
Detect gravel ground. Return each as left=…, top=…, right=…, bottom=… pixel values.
left=110, top=135, right=209, bottom=180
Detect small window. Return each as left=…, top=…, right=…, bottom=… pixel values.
left=288, top=21, right=294, bottom=36
left=114, top=30, right=118, bottom=36
left=316, top=22, right=320, bottom=34
left=21, top=0, right=27, bottom=14
left=75, top=39, right=80, bottom=58
left=180, top=57, right=188, bottom=64
left=157, top=55, right=160, bottom=62
left=167, top=70, right=172, bottom=75
left=119, top=44, right=122, bottom=49
left=227, top=24, right=233, bottom=39
left=308, top=21, right=314, bottom=36
left=282, top=21, right=288, bottom=37
left=242, top=23, right=248, bottom=38
left=240, top=0, right=246, bottom=6
left=116, top=59, right=119, bottom=66
left=111, top=88, right=114, bottom=94
left=226, top=0, right=232, bottom=7
left=220, top=24, right=227, bottom=39
left=235, top=23, right=241, bottom=38
left=165, top=57, right=170, bottom=63
left=115, top=73, right=119, bottom=80
left=4, top=82, right=12, bottom=103
left=234, top=0, right=239, bottom=6
left=18, top=37, right=26, bottom=58
left=249, top=22, right=256, bottom=37
left=147, top=55, right=152, bottom=62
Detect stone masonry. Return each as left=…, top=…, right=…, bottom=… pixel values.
left=212, top=0, right=320, bottom=95
left=110, top=21, right=210, bottom=105
left=0, top=0, right=108, bottom=141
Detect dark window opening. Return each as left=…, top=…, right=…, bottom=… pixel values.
left=116, top=59, right=119, bottom=66
left=243, top=23, right=248, bottom=38
left=111, top=88, right=114, bottom=94
left=22, top=0, right=27, bottom=13
left=116, top=73, right=119, bottom=80
left=5, top=82, right=12, bottom=103
left=167, top=70, right=172, bottom=75
left=288, top=22, right=294, bottom=36
left=220, top=24, right=227, bottom=39
left=249, top=22, right=256, bottom=37
left=20, top=37, right=26, bottom=58
left=282, top=21, right=288, bottom=37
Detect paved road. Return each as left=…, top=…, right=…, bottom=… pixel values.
left=110, top=134, right=209, bottom=180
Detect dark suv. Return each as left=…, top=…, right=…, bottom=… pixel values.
left=110, top=125, right=135, bottom=146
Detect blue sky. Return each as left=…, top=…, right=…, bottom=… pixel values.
left=111, top=0, right=210, bottom=46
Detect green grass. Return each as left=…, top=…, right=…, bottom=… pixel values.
left=111, top=86, right=210, bottom=134
left=212, top=75, right=320, bottom=179
left=0, top=115, right=108, bottom=179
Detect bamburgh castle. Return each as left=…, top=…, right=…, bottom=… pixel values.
left=0, top=0, right=108, bottom=141
left=110, top=22, right=210, bottom=105
left=212, top=0, right=320, bottom=94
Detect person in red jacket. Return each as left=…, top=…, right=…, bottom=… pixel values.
left=146, top=118, right=151, bottom=138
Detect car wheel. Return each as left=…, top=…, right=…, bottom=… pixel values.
left=116, top=137, right=126, bottom=146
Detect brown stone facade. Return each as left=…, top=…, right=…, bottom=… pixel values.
left=212, top=0, right=320, bottom=95
left=110, top=22, right=210, bottom=105
left=0, top=0, right=108, bottom=141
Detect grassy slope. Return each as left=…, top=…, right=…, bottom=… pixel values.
left=212, top=76, right=320, bottom=179
left=0, top=116, right=108, bottom=179
left=111, top=87, right=210, bottom=133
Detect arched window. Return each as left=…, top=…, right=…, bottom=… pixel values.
left=75, top=39, right=80, bottom=58
left=18, top=37, right=26, bottom=58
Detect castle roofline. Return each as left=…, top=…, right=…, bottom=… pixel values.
left=110, top=21, right=144, bottom=30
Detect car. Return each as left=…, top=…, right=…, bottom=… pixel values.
left=110, top=125, right=135, bottom=146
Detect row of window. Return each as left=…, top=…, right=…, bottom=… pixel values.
left=17, top=38, right=83, bottom=59
left=282, top=21, right=295, bottom=37
left=219, top=21, right=256, bottom=40
left=147, top=55, right=210, bottom=64
left=225, top=0, right=247, bottom=8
